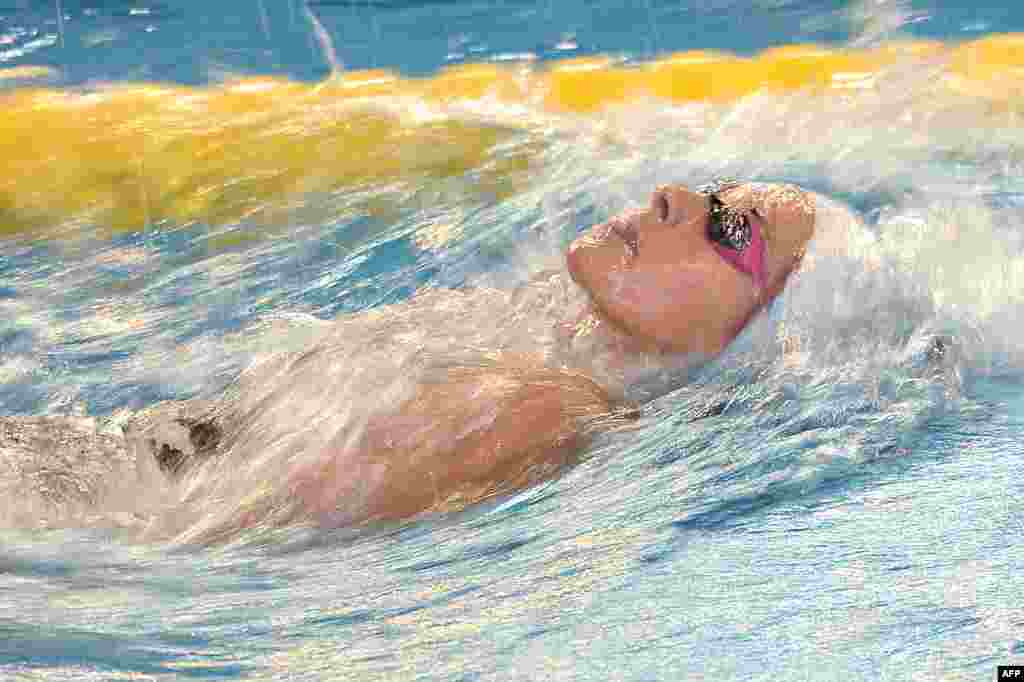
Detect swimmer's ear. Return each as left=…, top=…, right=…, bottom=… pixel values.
left=652, top=185, right=707, bottom=226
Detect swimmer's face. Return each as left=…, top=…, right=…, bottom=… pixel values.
left=566, top=183, right=815, bottom=355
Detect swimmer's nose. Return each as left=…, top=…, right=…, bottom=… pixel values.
left=650, top=185, right=709, bottom=227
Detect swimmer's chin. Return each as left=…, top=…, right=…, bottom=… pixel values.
left=566, top=240, right=586, bottom=286
left=565, top=239, right=611, bottom=302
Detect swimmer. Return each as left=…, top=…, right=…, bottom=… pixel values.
left=274, top=179, right=817, bottom=528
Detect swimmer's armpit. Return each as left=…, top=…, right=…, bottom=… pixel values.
left=288, top=366, right=612, bottom=523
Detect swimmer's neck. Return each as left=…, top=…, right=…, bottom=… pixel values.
left=560, top=305, right=651, bottom=356
left=556, top=301, right=680, bottom=387
left=552, top=280, right=711, bottom=404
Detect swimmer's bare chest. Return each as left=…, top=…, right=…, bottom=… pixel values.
left=289, top=365, right=613, bottom=522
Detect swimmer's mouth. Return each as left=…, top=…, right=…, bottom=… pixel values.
left=609, top=216, right=639, bottom=258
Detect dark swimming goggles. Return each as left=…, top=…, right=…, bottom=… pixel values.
left=696, top=178, right=752, bottom=252
left=696, top=178, right=767, bottom=289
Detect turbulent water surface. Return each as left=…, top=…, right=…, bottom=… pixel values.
left=2, top=0, right=1024, bottom=680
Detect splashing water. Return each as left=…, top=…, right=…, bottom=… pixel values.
left=2, top=1, right=1024, bottom=680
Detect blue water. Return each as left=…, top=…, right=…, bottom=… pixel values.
left=4, top=0, right=1024, bottom=84
left=3, top=1, right=1024, bottom=680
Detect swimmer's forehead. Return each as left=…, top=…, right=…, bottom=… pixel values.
left=716, top=182, right=815, bottom=217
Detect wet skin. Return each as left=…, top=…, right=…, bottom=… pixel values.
left=289, top=182, right=816, bottom=526
left=566, top=183, right=816, bottom=355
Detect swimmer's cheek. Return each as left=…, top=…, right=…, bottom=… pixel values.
left=291, top=370, right=612, bottom=524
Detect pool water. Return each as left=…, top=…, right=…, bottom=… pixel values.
left=1, top=1, right=1024, bottom=679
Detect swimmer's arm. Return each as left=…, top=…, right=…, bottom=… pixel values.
left=290, top=366, right=613, bottom=522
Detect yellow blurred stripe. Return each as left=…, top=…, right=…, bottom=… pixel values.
left=4, top=35, right=1024, bottom=236
left=948, top=33, right=1024, bottom=100
left=0, top=76, right=525, bottom=235
left=419, top=63, right=527, bottom=103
